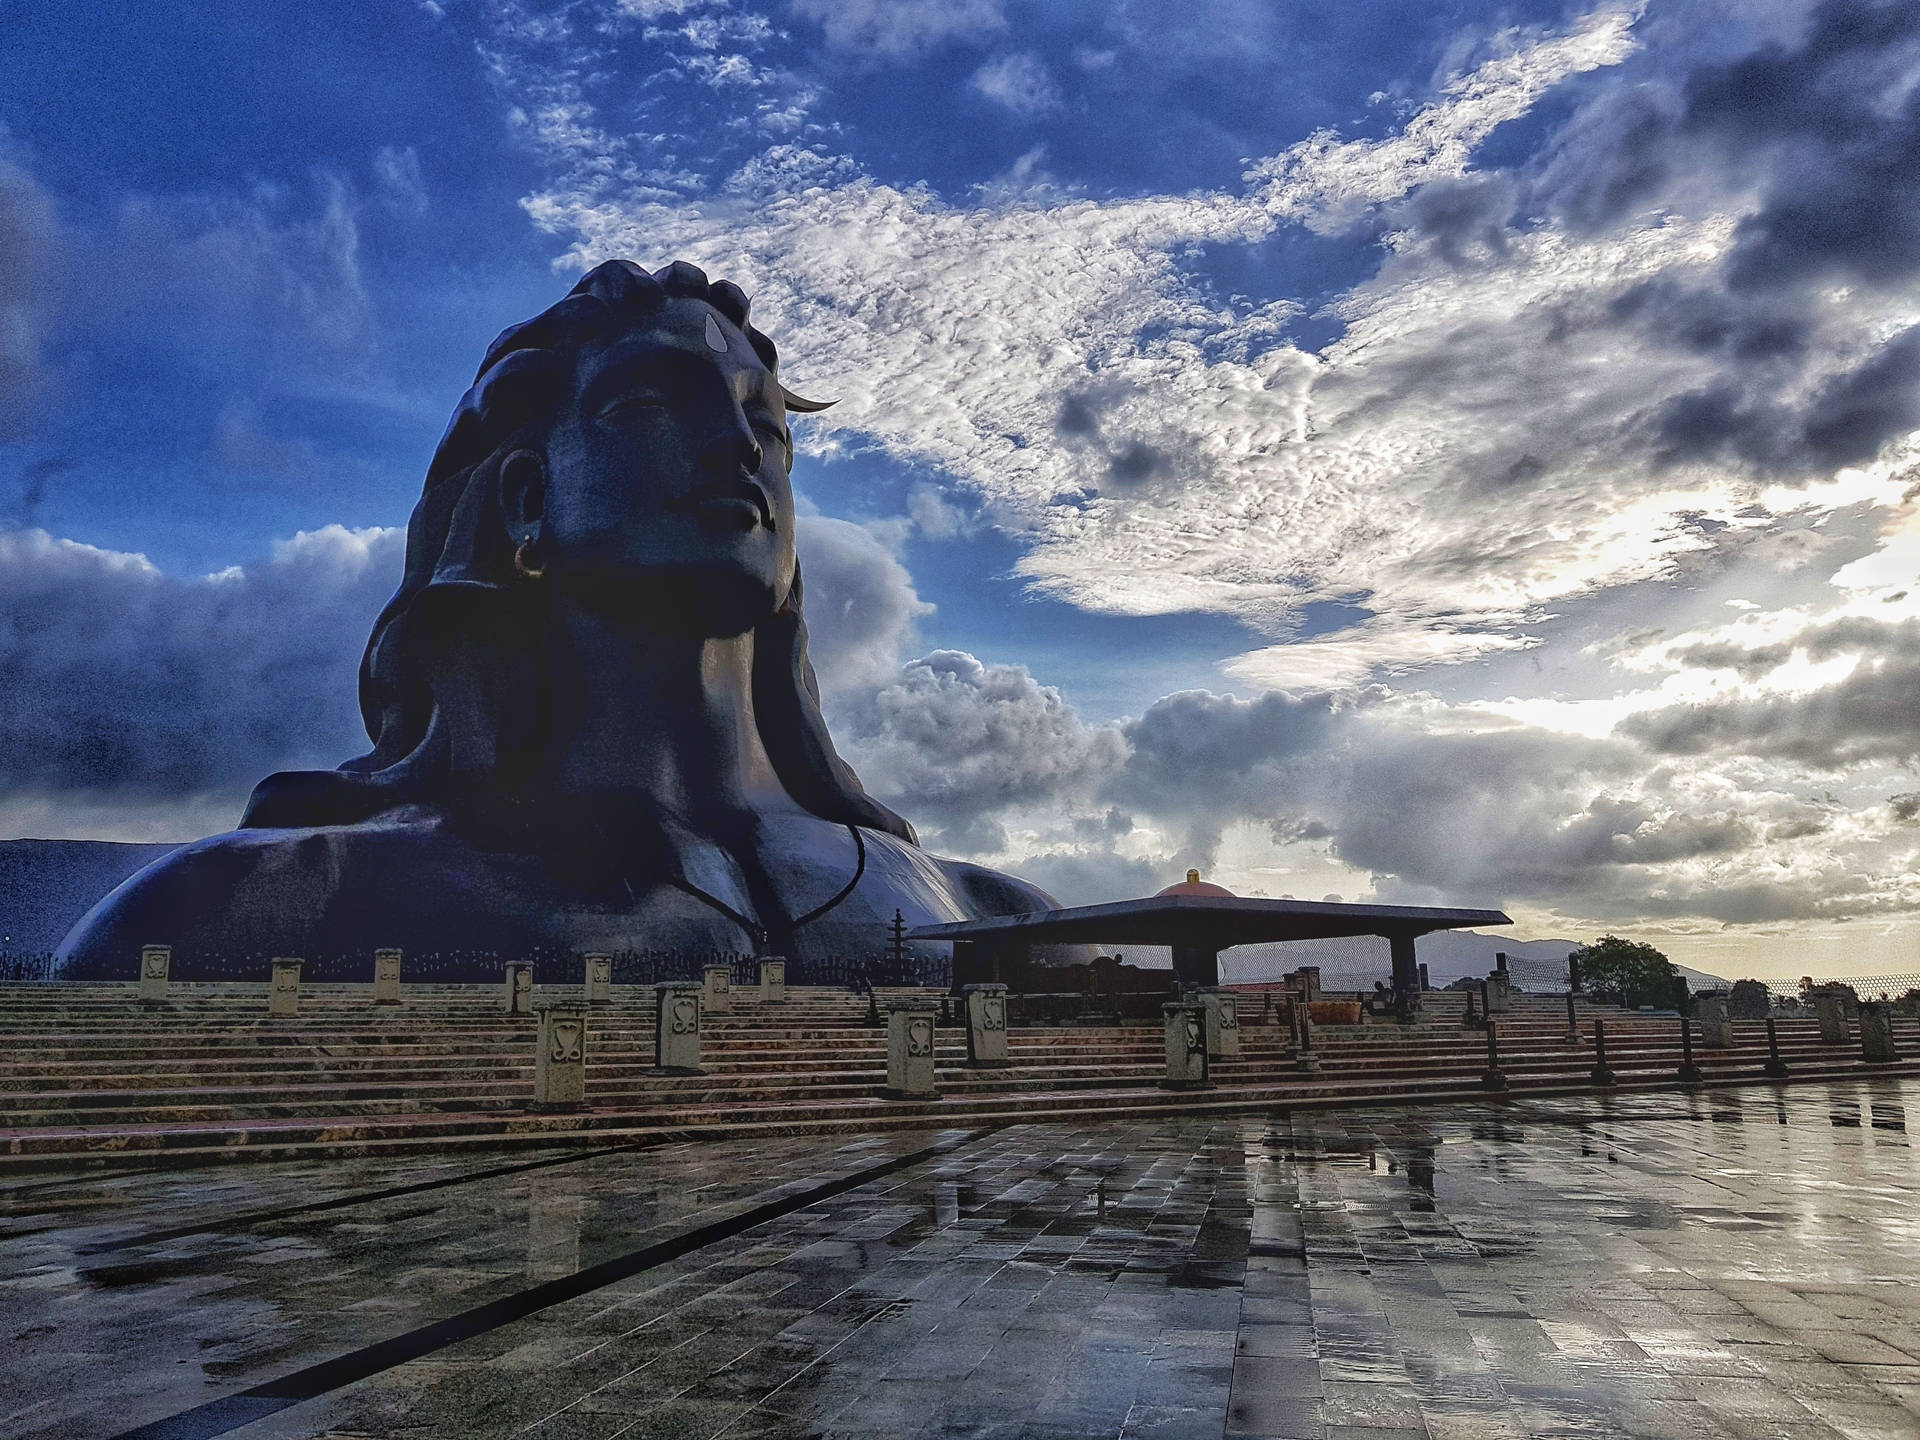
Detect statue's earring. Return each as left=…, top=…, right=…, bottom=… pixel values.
left=513, top=528, right=546, bottom=581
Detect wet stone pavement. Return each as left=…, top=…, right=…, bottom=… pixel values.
left=4, top=1081, right=1920, bottom=1439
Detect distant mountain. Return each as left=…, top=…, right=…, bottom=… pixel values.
left=0, top=839, right=182, bottom=954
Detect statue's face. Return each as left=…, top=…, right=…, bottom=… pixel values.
left=538, top=297, right=798, bottom=633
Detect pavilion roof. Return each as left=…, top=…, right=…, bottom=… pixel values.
left=907, top=894, right=1510, bottom=950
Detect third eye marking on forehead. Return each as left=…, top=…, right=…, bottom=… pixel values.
left=705, top=314, right=729, bottom=353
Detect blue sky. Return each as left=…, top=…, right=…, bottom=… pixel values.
left=3, top=0, right=1919, bottom=977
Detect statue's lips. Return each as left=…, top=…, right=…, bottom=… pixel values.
left=668, top=478, right=772, bottom=530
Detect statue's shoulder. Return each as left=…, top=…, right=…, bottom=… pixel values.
left=56, top=812, right=453, bottom=975
left=921, top=850, right=1061, bottom=920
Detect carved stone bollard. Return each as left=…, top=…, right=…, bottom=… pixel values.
left=584, top=953, right=612, bottom=1006
left=534, top=1005, right=587, bottom=1109
left=758, top=957, right=786, bottom=1004
left=1815, top=991, right=1850, bottom=1045
left=138, top=944, right=170, bottom=1003
left=885, top=998, right=940, bottom=1097
left=269, top=957, right=302, bottom=1017
left=373, top=948, right=402, bottom=1005
left=964, top=983, right=1010, bottom=1067
left=1196, top=987, right=1241, bottom=1059
left=503, top=961, right=533, bottom=1015
left=1298, top=966, right=1322, bottom=1002
left=1860, top=1002, right=1898, bottom=1064
left=654, top=983, right=703, bottom=1073
left=1162, top=1001, right=1212, bottom=1090
left=1485, top=971, right=1512, bottom=1014
left=703, top=963, right=732, bottom=1014
left=1695, top=992, right=1733, bottom=1048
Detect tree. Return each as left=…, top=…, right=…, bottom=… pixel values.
left=1571, top=935, right=1687, bottom=1010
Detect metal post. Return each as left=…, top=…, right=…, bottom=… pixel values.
left=1677, top=1014, right=1702, bottom=1084
left=1482, top=1019, right=1508, bottom=1091
left=1764, top=1017, right=1790, bottom=1078
left=1591, top=1019, right=1616, bottom=1086
left=1295, top=1009, right=1319, bottom=1072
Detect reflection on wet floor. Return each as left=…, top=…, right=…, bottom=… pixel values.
left=2, top=1079, right=1919, bottom=1438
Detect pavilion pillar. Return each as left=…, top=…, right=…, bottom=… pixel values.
left=1388, top=932, right=1422, bottom=1020
left=1171, top=945, right=1220, bottom=990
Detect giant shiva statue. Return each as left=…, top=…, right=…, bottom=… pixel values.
left=60, top=260, right=1057, bottom=977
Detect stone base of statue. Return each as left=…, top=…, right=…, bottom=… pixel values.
left=885, top=999, right=939, bottom=1097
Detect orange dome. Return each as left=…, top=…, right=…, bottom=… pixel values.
left=1155, top=868, right=1236, bottom=898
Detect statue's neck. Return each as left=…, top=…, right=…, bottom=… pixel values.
left=537, top=604, right=798, bottom=824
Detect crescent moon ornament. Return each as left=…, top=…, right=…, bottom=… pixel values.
left=780, top=385, right=836, bottom=413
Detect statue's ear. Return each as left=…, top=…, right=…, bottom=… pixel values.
left=499, top=449, right=547, bottom=537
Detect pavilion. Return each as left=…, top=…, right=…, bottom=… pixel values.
left=910, top=870, right=1510, bottom=1018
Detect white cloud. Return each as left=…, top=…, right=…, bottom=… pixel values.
left=790, top=0, right=1005, bottom=59
left=971, top=53, right=1060, bottom=115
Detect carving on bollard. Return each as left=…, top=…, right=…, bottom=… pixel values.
left=584, top=953, right=612, bottom=1006
left=758, top=957, right=786, bottom=1004
left=1196, top=987, right=1241, bottom=1059
left=269, top=957, right=302, bottom=1017
left=503, top=962, right=533, bottom=1015
left=534, top=1005, right=587, bottom=1109
left=964, top=983, right=1010, bottom=1067
left=885, top=998, right=940, bottom=1097
left=373, top=948, right=402, bottom=1004
left=1162, top=1001, right=1212, bottom=1090
left=138, top=944, right=170, bottom=1004
left=654, top=983, right=704, bottom=1073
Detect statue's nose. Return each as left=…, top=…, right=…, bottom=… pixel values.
left=699, top=408, right=762, bottom=477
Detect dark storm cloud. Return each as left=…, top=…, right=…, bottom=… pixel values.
left=1683, top=0, right=1920, bottom=293
left=1801, top=325, right=1920, bottom=470
left=0, top=527, right=399, bottom=801
left=1534, top=0, right=1920, bottom=474
left=1389, top=174, right=1515, bottom=268
left=1551, top=0, right=1920, bottom=291
left=1621, top=616, right=1920, bottom=768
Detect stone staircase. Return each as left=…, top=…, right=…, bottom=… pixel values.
left=1, top=982, right=1915, bottom=1174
